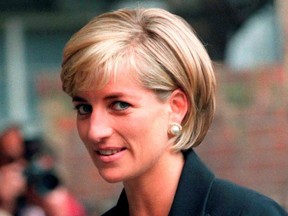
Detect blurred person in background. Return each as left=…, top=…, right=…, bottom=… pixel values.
left=60, top=7, right=288, bottom=216
left=0, top=125, right=26, bottom=216
left=23, top=138, right=87, bottom=216
left=0, top=125, right=86, bottom=216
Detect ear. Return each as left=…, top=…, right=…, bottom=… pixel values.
left=169, top=89, right=188, bottom=123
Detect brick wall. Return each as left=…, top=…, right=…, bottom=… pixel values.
left=196, top=65, right=288, bottom=208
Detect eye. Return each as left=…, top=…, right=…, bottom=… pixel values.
left=111, top=101, right=131, bottom=111
left=74, top=104, right=92, bottom=115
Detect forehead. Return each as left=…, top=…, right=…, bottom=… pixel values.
left=102, top=69, right=141, bottom=92
left=72, top=68, right=133, bottom=96
left=73, top=66, right=144, bottom=96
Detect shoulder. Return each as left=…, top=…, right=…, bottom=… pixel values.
left=102, top=204, right=130, bottom=216
left=101, top=190, right=129, bottom=216
left=206, top=178, right=288, bottom=216
left=101, top=207, right=119, bottom=216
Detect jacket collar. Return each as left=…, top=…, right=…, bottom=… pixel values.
left=169, top=149, right=215, bottom=216
left=113, top=149, right=215, bottom=216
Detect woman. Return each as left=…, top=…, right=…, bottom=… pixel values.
left=60, top=8, right=287, bottom=216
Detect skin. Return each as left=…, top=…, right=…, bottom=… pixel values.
left=0, top=129, right=24, bottom=161
left=0, top=128, right=26, bottom=214
left=72, top=69, right=188, bottom=216
left=0, top=162, right=26, bottom=213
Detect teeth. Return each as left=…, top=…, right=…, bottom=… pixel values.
left=98, top=149, right=121, bottom=156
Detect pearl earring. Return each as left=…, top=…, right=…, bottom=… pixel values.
left=168, top=123, right=182, bottom=136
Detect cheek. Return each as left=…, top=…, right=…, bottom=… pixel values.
left=125, top=112, right=169, bottom=144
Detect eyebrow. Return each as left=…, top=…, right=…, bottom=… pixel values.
left=104, top=93, right=124, bottom=100
left=71, top=93, right=128, bottom=103
left=72, top=96, right=86, bottom=102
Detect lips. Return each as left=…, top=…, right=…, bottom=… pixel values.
left=96, top=147, right=126, bottom=156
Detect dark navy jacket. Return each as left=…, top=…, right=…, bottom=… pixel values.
left=103, top=150, right=288, bottom=216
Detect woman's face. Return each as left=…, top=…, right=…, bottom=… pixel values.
left=72, top=70, right=175, bottom=183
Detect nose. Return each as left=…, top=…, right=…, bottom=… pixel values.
left=87, top=109, right=113, bottom=142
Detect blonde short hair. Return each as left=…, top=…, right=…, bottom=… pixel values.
left=61, top=8, right=216, bottom=151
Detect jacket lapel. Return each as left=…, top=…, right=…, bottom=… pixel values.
left=169, top=149, right=215, bottom=216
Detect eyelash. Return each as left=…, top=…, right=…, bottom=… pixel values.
left=110, top=101, right=131, bottom=111
left=73, top=104, right=92, bottom=115
left=73, top=101, right=131, bottom=115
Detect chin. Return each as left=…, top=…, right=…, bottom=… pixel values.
left=101, top=176, right=124, bottom=183
left=99, top=170, right=125, bottom=183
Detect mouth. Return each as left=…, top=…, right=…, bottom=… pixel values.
left=96, top=147, right=126, bottom=156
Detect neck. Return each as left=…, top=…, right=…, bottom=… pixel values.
left=124, top=150, right=184, bottom=216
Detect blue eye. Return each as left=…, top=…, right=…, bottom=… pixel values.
left=112, top=101, right=130, bottom=111
left=74, top=104, right=92, bottom=115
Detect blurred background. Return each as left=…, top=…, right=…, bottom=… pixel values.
left=0, top=0, right=287, bottom=215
